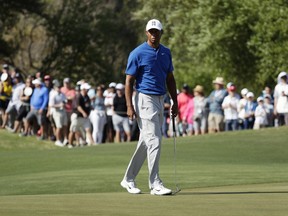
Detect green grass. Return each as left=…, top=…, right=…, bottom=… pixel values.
left=0, top=127, right=288, bottom=215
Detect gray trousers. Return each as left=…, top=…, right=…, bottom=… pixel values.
left=123, top=92, right=164, bottom=189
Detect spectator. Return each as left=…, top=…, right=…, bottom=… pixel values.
left=61, top=77, right=76, bottom=138
left=21, top=78, right=49, bottom=138
left=264, top=94, right=274, bottom=127
left=237, top=88, right=249, bottom=130
left=262, top=86, right=274, bottom=105
left=192, top=85, right=208, bottom=135
left=112, top=83, right=131, bottom=142
left=68, top=83, right=94, bottom=146
left=177, top=84, right=193, bottom=136
left=182, top=96, right=194, bottom=136
left=49, top=80, right=68, bottom=147
left=273, top=71, right=288, bottom=126
left=10, top=77, right=33, bottom=133
left=90, top=85, right=107, bottom=144
left=244, top=92, right=257, bottom=129
left=104, top=82, right=116, bottom=143
left=253, top=96, right=267, bottom=129
left=0, top=73, right=13, bottom=124
left=207, top=77, right=227, bottom=133
left=1, top=73, right=25, bottom=129
left=222, top=84, right=239, bottom=131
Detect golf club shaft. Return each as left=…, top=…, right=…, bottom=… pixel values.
left=171, top=115, right=180, bottom=194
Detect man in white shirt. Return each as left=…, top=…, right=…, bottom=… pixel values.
left=222, top=84, right=239, bottom=131
left=274, top=71, right=288, bottom=126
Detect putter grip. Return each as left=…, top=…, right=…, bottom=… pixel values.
left=172, top=116, right=176, bottom=133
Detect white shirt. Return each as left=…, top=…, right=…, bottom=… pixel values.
left=104, top=92, right=115, bottom=116
left=255, top=104, right=267, bottom=125
left=237, top=98, right=247, bottom=119
left=274, top=83, right=288, bottom=113
left=10, top=82, right=25, bottom=110
left=222, top=95, right=239, bottom=120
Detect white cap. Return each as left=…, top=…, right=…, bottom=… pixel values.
left=115, top=83, right=124, bottom=90
left=1, top=73, right=8, bottom=82
left=241, top=88, right=249, bottom=96
left=32, top=78, right=42, bottom=85
left=146, top=19, right=163, bottom=31
left=246, top=92, right=254, bottom=98
left=109, top=82, right=116, bottom=88
left=257, top=96, right=264, bottom=102
left=80, top=83, right=91, bottom=90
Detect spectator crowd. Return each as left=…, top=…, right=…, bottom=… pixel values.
left=0, top=63, right=287, bottom=148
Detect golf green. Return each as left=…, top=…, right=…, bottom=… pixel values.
left=0, top=127, right=287, bottom=215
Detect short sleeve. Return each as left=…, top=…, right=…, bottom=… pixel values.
left=125, top=52, right=139, bottom=76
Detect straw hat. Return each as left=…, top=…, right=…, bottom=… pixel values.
left=212, top=77, right=224, bottom=85
left=194, top=85, right=204, bottom=93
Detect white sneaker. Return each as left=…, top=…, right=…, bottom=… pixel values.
left=120, top=180, right=141, bottom=194
left=150, top=184, right=172, bottom=195
left=63, top=139, right=68, bottom=145
left=55, top=140, right=64, bottom=147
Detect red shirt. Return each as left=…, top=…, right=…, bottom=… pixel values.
left=61, top=86, right=76, bottom=113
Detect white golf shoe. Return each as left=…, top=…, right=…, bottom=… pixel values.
left=120, top=180, right=141, bottom=194
left=150, top=184, right=172, bottom=195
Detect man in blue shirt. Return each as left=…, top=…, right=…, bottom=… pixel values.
left=21, top=78, right=49, bottom=138
left=120, top=19, right=178, bottom=195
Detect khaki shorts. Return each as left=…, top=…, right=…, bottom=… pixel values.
left=52, top=109, right=68, bottom=128
left=70, top=116, right=91, bottom=132
left=208, top=113, right=224, bottom=131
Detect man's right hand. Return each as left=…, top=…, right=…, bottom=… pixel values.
left=127, top=105, right=136, bottom=120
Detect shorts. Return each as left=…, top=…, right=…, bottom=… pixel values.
left=25, top=109, right=46, bottom=126
left=52, top=109, right=68, bottom=128
left=70, top=116, right=91, bottom=132
left=208, top=113, right=224, bottom=131
left=112, top=114, right=130, bottom=132
left=16, top=104, right=30, bottom=121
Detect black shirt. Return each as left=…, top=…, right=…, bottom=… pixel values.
left=76, top=94, right=91, bottom=117
left=113, top=94, right=127, bottom=117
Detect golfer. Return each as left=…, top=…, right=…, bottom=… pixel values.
left=120, top=19, right=178, bottom=195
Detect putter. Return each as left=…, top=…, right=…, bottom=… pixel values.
left=171, top=115, right=181, bottom=195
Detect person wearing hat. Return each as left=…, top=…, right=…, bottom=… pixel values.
left=112, top=83, right=131, bottom=143
left=177, top=84, right=193, bottom=136
left=1, top=73, right=25, bottom=129
left=21, top=78, right=49, bottom=138
left=0, top=73, right=13, bottom=123
left=207, top=77, right=227, bottom=133
left=68, top=83, right=94, bottom=146
left=253, top=96, right=268, bottom=129
left=263, top=94, right=274, bottom=127
left=191, top=85, right=208, bottom=135
left=121, top=19, right=178, bottom=196
left=104, top=82, right=117, bottom=143
left=243, top=92, right=257, bottom=129
left=222, top=84, right=240, bottom=131
left=237, top=88, right=249, bottom=130
left=48, top=80, right=68, bottom=146
left=273, top=71, right=288, bottom=126
left=61, top=77, right=76, bottom=134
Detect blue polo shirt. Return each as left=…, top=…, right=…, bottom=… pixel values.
left=125, top=42, right=174, bottom=95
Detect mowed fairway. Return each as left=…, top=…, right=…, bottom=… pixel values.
left=0, top=127, right=288, bottom=216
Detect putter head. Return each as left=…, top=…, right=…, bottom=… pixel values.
left=172, top=187, right=181, bottom=195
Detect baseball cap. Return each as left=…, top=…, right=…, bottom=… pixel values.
left=2, top=64, right=9, bottom=69
left=1, top=73, right=8, bottom=82
left=44, top=75, right=51, bottom=80
left=109, top=82, right=116, bottom=88
left=116, top=83, right=124, bottom=90
left=80, top=83, right=91, bottom=90
left=53, top=79, right=60, bottom=87
left=246, top=92, right=254, bottom=98
left=241, top=88, right=249, bottom=96
left=146, top=19, right=163, bottom=31
left=257, top=96, right=264, bottom=102
left=32, top=78, right=42, bottom=85
left=182, top=83, right=189, bottom=90
left=63, top=77, right=70, bottom=83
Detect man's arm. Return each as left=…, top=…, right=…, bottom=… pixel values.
left=125, top=74, right=136, bottom=120
left=166, top=72, right=178, bottom=117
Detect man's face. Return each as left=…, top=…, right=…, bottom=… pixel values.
left=146, top=29, right=162, bottom=45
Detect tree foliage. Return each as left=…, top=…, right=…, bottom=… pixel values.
left=1, top=0, right=288, bottom=91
